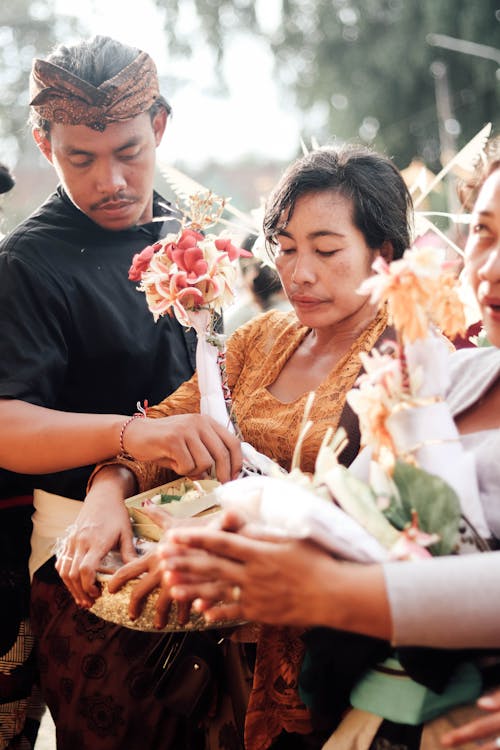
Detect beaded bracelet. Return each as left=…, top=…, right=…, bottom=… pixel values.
left=118, top=400, right=148, bottom=460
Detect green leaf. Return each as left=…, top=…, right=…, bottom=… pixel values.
left=392, top=460, right=461, bottom=555
left=324, top=465, right=400, bottom=549
left=159, top=493, right=183, bottom=504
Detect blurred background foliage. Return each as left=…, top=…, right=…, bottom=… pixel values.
left=151, top=0, right=499, bottom=168
left=0, top=0, right=498, bottom=232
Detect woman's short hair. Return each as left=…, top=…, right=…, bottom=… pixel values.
left=263, top=144, right=413, bottom=261
left=29, top=35, right=171, bottom=134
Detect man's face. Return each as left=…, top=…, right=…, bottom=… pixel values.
left=33, top=110, right=166, bottom=231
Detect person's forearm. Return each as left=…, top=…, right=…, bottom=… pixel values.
left=85, top=464, right=138, bottom=502
left=0, top=399, right=125, bottom=473
left=384, top=553, right=500, bottom=648
left=318, top=560, right=393, bottom=641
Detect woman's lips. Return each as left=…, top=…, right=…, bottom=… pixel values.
left=291, top=295, right=325, bottom=308
left=481, top=296, right=500, bottom=320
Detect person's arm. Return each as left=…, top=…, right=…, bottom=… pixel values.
left=163, top=525, right=500, bottom=648
left=0, top=399, right=124, bottom=473
left=0, top=399, right=242, bottom=482
left=161, top=522, right=393, bottom=637
left=383, top=552, right=500, bottom=649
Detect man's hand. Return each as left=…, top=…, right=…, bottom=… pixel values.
left=123, top=414, right=242, bottom=483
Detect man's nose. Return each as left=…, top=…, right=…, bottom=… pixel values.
left=94, top=160, right=127, bottom=194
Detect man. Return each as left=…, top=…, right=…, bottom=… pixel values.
left=0, top=36, right=240, bottom=750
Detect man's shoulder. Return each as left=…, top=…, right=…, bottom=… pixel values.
left=0, top=189, right=69, bottom=257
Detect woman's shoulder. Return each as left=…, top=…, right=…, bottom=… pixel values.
left=447, top=345, right=500, bottom=415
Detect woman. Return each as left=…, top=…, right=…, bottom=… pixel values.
left=159, top=140, right=500, bottom=750
left=47, top=144, right=413, bottom=750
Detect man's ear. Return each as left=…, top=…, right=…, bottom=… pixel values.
left=152, top=108, right=167, bottom=147
left=32, top=128, right=53, bottom=164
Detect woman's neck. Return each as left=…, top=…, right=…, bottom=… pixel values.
left=306, top=304, right=379, bottom=358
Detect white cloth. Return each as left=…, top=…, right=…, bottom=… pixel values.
left=385, top=346, right=500, bottom=647
left=29, top=489, right=81, bottom=580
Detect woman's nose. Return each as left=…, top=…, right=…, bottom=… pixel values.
left=478, top=245, right=500, bottom=282
left=291, top=255, right=317, bottom=284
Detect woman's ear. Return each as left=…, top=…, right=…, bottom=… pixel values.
left=379, top=240, right=394, bottom=263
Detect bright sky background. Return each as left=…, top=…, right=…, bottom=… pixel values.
left=54, top=0, right=302, bottom=168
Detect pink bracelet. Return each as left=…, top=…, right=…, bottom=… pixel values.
left=118, top=401, right=148, bottom=459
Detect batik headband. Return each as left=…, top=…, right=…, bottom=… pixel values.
left=29, top=51, right=161, bottom=131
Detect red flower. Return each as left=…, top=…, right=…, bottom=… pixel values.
left=177, top=228, right=204, bottom=249
left=214, top=238, right=252, bottom=261
left=128, top=242, right=162, bottom=281
left=166, top=229, right=209, bottom=280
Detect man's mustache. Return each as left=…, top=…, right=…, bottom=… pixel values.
left=90, top=193, right=136, bottom=210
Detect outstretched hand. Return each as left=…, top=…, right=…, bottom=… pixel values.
left=441, top=690, right=500, bottom=748
left=158, top=510, right=336, bottom=627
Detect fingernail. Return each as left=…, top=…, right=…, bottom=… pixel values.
left=478, top=695, right=496, bottom=708
left=170, top=586, right=184, bottom=598
left=193, top=598, right=203, bottom=611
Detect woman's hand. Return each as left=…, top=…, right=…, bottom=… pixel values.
left=123, top=413, right=242, bottom=483
left=56, top=466, right=137, bottom=608
left=441, top=690, right=500, bottom=748
left=159, top=516, right=334, bottom=627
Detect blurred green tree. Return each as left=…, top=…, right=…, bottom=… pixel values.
left=152, top=0, right=499, bottom=168
left=0, top=0, right=81, bottom=166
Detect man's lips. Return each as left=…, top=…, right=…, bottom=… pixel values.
left=96, top=200, right=134, bottom=211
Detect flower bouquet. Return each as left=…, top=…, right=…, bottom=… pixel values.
left=129, top=191, right=250, bottom=433
left=203, top=244, right=478, bottom=563
left=88, top=191, right=275, bottom=632
left=129, top=191, right=279, bottom=475
left=196, top=244, right=486, bottom=724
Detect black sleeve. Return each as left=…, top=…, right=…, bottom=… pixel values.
left=0, top=249, right=70, bottom=407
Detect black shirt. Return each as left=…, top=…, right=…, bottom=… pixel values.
left=0, top=186, right=196, bottom=501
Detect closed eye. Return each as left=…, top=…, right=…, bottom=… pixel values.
left=316, top=249, right=341, bottom=256
left=119, top=149, right=141, bottom=161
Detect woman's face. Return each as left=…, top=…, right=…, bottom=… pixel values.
left=274, top=190, right=383, bottom=334
left=465, top=168, right=500, bottom=347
